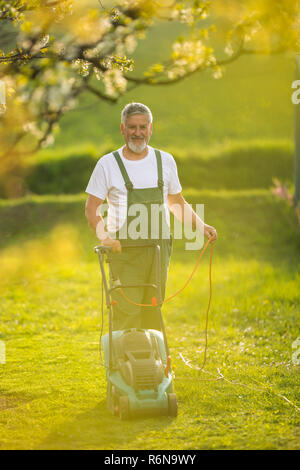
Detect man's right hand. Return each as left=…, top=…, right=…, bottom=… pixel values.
left=101, top=237, right=122, bottom=253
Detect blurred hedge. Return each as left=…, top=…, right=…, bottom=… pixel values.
left=0, top=140, right=294, bottom=198
left=0, top=145, right=113, bottom=198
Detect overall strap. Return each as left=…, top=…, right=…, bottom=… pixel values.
left=112, top=151, right=133, bottom=191
left=154, top=149, right=164, bottom=190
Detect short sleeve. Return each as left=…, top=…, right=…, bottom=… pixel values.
left=168, top=155, right=182, bottom=195
left=85, top=160, right=108, bottom=200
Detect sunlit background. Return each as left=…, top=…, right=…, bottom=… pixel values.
left=0, top=0, right=299, bottom=451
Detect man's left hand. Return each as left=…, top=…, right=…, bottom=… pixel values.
left=204, top=224, right=217, bottom=242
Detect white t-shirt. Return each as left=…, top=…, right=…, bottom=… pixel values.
left=85, top=145, right=182, bottom=233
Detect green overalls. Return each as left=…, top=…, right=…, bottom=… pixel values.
left=107, top=149, right=173, bottom=331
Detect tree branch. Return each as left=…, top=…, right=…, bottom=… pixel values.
left=124, top=42, right=289, bottom=88
left=85, top=84, right=118, bottom=103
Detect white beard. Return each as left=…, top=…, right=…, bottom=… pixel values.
left=128, top=139, right=147, bottom=154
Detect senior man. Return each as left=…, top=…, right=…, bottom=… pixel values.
left=85, top=102, right=217, bottom=331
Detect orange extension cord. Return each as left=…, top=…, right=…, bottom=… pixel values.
left=113, top=237, right=214, bottom=369
left=117, top=236, right=213, bottom=308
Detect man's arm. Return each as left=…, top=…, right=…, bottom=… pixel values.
left=167, top=192, right=217, bottom=241
left=85, top=194, right=121, bottom=252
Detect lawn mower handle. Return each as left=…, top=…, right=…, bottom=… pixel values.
left=94, top=242, right=159, bottom=253
left=95, top=243, right=163, bottom=306
left=94, top=242, right=170, bottom=369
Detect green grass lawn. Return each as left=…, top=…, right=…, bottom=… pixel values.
left=0, top=181, right=299, bottom=449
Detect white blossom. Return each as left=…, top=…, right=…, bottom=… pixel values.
left=225, top=43, right=234, bottom=56
left=103, top=69, right=127, bottom=97
left=125, top=35, right=137, bottom=54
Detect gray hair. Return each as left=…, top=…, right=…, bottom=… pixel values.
left=121, top=102, right=153, bottom=125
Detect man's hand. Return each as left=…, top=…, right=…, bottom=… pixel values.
left=204, top=224, right=217, bottom=242
left=101, top=236, right=122, bottom=253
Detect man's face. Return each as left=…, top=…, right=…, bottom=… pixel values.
left=121, top=113, right=152, bottom=154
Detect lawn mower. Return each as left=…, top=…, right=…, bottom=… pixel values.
left=94, top=243, right=177, bottom=420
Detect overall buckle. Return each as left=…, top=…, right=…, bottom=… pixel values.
left=125, top=182, right=134, bottom=191
left=158, top=178, right=164, bottom=189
